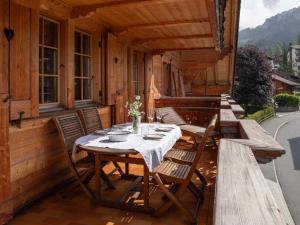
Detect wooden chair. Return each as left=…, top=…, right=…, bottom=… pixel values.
left=53, top=113, right=113, bottom=199
left=77, top=107, right=124, bottom=176
left=164, top=114, right=218, bottom=187
left=150, top=114, right=217, bottom=224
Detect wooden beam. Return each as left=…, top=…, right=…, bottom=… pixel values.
left=152, top=47, right=215, bottom=55
left=117, top=19, right=210, bottom=36
left=132, top=34, right=213, bottom=45
left=205, top=0, right=218, bottom=48
left=71, top=0, right=180, bottom=19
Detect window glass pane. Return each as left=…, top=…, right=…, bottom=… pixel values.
left=44, top=48, right=58, bottom=75
left=75, top=32, right=81, bottom=53
left=83, top=34, right=90, bottom=55
left=75, top=78, right=81, bottom=100
left=39, top=18, right=43, bottom=44
left=39, top=47, right=42, bottom=73
left=43, top=76, right=58, bottom=103
left=43, top=19, right=58, bottom=47
left=83, top=79, right=91, bottom=99
left=83, top=56, right=90, bottom=77
left=75, top=54, right=81, bottom=76
left=39, top=76, right=43, bottom=104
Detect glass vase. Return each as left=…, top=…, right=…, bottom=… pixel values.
left=132, top=115, right=141, bottom=134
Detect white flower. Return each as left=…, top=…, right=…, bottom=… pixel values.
left=135, top=95, right=141, bottom=101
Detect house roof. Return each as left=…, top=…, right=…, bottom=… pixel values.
left=272, top=74, right=300, bottom=86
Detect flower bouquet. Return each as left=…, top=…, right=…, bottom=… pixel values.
left=125, top=95, right=144, bottom=133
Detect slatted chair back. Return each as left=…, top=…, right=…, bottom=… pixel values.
left=53, top=113, right=85, bottom=155
left=155, top=107, right=186, bottom=125
left=186, top=114, right=218, bottom=179
left=77, top=107, right=103, bottom=134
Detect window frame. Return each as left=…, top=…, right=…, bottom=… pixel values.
left=39, top=15, right=60, bottom=109
left=74, top=29, right=93, bottom=103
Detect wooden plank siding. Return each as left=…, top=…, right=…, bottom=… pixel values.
left=0, top=1, right=12, bottom=223
left=8, top=106, right=111, bottom=211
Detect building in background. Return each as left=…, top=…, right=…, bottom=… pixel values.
left=287, top=44, right=300, bottom=77
left=272, top=72, right=300, bottom=94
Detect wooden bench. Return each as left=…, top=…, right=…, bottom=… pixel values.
left=230, top=104, right=245, bottom=116
left=214, top=139, right=286, bottom=225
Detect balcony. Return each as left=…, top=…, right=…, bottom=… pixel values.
left=0, top=0, right=290, bottom=225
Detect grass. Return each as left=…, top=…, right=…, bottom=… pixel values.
left=246, top=107, right=275, bottom=123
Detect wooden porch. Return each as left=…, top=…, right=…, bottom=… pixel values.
left=9, top=142, right=218, bottom=225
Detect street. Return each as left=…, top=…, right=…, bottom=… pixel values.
left=261, top=112, right=300, bottom=225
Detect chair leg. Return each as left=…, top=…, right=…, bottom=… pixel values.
left=100, top=168, right=115, bottom=190
left=62, top=170, right=95, bottom=199
left=112, top=161, right=125, bottom=176
left=152, top=174, right=195, bottom=222
left=195, top=169, right=207, bottom=187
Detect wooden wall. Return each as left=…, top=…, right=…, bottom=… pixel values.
left=273, top=80, right=294, bottom=95
left=8, top=106, right=111, bottom=212
left=0, top=1, right=112, bottom=217
left=0, top=0, right=12, bottom=223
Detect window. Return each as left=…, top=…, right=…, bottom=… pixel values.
left=75, top=31, right=92, bottom=101
left=39, top=16, right=59, bottom=105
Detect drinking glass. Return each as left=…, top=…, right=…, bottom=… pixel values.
left=141, top=125, right=149, bottom=136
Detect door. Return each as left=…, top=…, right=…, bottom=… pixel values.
left=163, top=62, right=171, bottom=96
left=106, top=33, right=128, bottom=124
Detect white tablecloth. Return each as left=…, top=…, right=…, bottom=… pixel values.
left=74, top=124, right=182, bottom=171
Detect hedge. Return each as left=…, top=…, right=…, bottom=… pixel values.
left=275, top=93, right=300, bottom=107
left=246, top=107, right=274, bottom=123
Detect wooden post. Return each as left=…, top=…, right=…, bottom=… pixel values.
left=0, top=0, right=12, bottom=223
left=61, top=19, right=75, bottom=109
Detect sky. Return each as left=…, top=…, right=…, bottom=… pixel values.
left=239, top=0, right=300, bottom=30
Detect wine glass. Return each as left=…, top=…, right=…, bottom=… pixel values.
left=156, top=115, right=162, bottom=123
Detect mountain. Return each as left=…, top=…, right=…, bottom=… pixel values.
left=238, top=7, right=300, bottom=50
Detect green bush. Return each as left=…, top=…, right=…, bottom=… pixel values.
left=274, top=93, right=300, bottom=107
left=247, top=107, right=274, bottom=123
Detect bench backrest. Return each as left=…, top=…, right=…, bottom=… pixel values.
left=155, top=107, right=186, bottom=125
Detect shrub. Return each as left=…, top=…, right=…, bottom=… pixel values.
left=247, top=107, right=274, bottom=123
left=275, top=93, right=300, bottom=107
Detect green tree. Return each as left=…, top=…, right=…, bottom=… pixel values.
left=233, top=45, right=273, bottom=113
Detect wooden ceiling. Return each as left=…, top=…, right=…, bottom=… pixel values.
left=61, top=0, right=226, bottom=52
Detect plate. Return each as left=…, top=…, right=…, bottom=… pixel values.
left=94, top=130, right=109, bottom=135
left=143, top=134, right=163, bottom=140
left=155, top=127, right=173, bottom=132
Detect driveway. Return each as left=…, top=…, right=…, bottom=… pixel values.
left=261, top=112, right=300, bottom=225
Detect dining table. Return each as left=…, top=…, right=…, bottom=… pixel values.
left=74, top=123, right=182, bottom=213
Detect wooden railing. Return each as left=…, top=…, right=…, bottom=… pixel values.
left=155, top=97, right=220, bottom=127
left=155, top=96, right=221, bottom=108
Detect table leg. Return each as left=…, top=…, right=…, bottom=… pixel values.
left=143, top=164, right=149, bottom=208
left=125, top=154, right=129, bottom=176
left=95, top=154, right=101, bottom=201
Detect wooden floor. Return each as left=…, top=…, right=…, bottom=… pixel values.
left=8, top=143, right=217, bottom=225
